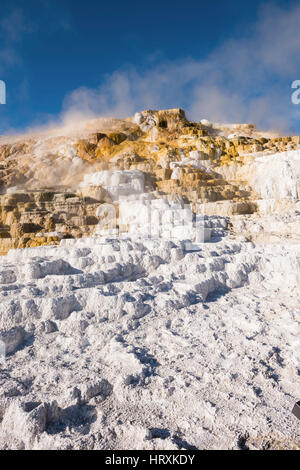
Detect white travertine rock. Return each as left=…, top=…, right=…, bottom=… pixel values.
left=81, top=170, right=145, bottom=201
left=0, top=228, right=299, bottom=449
left=245, top=150, right=300, bottom=200
left=200, top=119, right=212, bottom=127
left=0, top=326, right=25, bottom=355
left=134, top=111, right=158, bottom=132
left=0, top=113, right=299, bottom=450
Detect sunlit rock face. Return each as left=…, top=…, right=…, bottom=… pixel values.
left=0, top=108, right=299, bottom=253
left=80, top=170, right=145, bottom=202
left=0, top=190, right=102, bottom=255
left=0, top=110, right=299, bottom=450
left=240, top=151, right=300, bottom=200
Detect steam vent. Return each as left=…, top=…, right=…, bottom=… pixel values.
left=0, top=109, right=299, bottom=450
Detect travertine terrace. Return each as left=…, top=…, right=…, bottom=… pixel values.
left=0, top=108, right=299, bottom=254
left=0, top=109, right=299, bottom=450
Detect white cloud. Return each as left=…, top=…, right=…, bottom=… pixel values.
left=61, top=2, right=300, bottom=132
left=0, top=8, right=34, bottom=74
left=0, top=8, right=33, bottom=43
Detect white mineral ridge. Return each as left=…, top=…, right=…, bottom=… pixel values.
left=81, top=170, right=145, bottom=201
left=248, top=150, right=300, bottom=200
left=118, top=197, right=212, bottom=242
left=0, top=222, right=299, bottom=450
left=169, top=151, right=214, bottom=178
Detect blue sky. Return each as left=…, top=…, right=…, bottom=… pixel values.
left=0, top=0, right=300, bottom=134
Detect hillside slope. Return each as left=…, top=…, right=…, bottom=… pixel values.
left=0, top=109, right=299, bottom=450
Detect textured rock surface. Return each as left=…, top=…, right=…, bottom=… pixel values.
left=0, top=229, right=299, bottom=450
left=0, top=109, right=299, bottom=255
left=0, top=109, right=299, bottom=450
